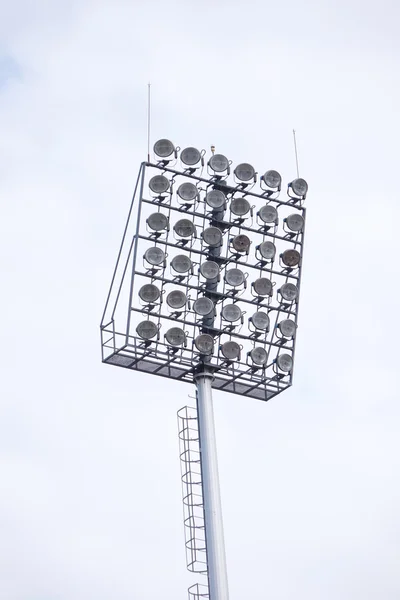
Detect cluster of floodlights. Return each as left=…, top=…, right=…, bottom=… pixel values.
left=151, top=138, right=308, bottom=200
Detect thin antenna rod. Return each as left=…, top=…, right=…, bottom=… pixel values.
left=293, top=129, right=300, bottom=178
left=147, top=83, right=151, bottom=162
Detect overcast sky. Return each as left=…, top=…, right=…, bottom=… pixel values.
left=1, top=1, right=400, bottom=599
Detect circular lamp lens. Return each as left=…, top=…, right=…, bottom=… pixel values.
left=281, top=249, right=301, bottom=267
left=259, top=241, right=276, bottom=261
left=251, top=311, right=270, bottom=331
left=290, top=178, right=308, bottom=197
left=138, top=284, right=160, bottom=303
left=181, top=147, right=201, bottom=166
left=193, top=297, right=214, bottom=316
left=206, top=189, right=226, bottom=209
left=232, top=234, right=251, bottom=253
left=250, top=347, right=267, bottom=366
left=234, top=163, right=255, bottom=182
left=221, top=340, right=241, bottom=360
left=154, top=139, right=174, bottom=158
left=286, top=213, right=304, bottom=232
left=174, top=219, right=196, bottom=238
left=147, top=212, right=168, bottom=232
left=165, top=327, right=186, bottom=347
left=259, top=204, right=278, bottom=224
left=136, top=320, right=158, bottom=340
left=194, top=334, right=214, bottom=355
left=149, top=175, right=170, bottom=194
left=225, top=268, right=245, bottom=287
left=171, top=254, right=192, bottom=274
left=177, top=182, right=198, bottom=202
left=253, top=278, right=273, bottom=297
left=209, top=154, right=229, bottom=173
left=263, top=170, right=281, bottom=189
left=231, top=197, right=251, bottom=216
left=222, top=304, right=241, bottom=323
left=166, top=290, right=187, bottom=309
left=203, top=227, right=222, bottom=247
left=280, top=283, right=299, bottom=302
left=278, top=319, right=296, bottom=338
left=200, top=261, right=219, bottom=280
left=276, top=353, right=293, bottom=372
left=144, top=247, right=165, bottom=266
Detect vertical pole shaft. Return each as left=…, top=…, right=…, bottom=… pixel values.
left=195, top=372, right=229, bottom=600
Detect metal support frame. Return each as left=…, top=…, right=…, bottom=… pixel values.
left=195, top=371, right=229, bottom=600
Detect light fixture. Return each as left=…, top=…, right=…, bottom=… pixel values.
left=174, top=219, right=196, bottom=238
left=200, top=261, right=220, bottom=280
left=276, top=353, right=293, bottom=372
left=286, top=213, right=304, bottom=232
left=250, top=347, right=267, bottom=366
left=203, top=227, right=223, bottom=247
left=194, top=334, right=214, bottom=355
left=149, top=175, right=170, bottom=194
left=230, top=197, right=251, bottom=216
left=166, top=290, right=187, bottom=309
left=288, top=178, right=308, bottom=198
left=278, top=319, right=296, bottom=338
left=205, top=189, right=226, bottom=209
left=136, top=320, right=158, bottom=340
left=220, top=340, right=241, bottom=360
left=259, top=204, right=278, bottom=224
left=251, top=311, right=270, bottom=331
left=279, top=283, right=299, bottom=302
left=177, top=182, right=198, bottom=202
left=146, top=212, right=168, bottom=232
left=138, top=284, right=160, bottom=303
left=225, top=268, right=245, bottom=287
left=171, top=254, right=192, bottom=274
left=258, top=241, right=276, bottom=261
left=154, top=138, right=175, bottom=158
left=165, top=327, right=186, bottom=347
left=181, top=147, right=201, bottom=166
left=144, top=247, right=165, bottom=266
left=253, top=278, right=273, bottom=297
left=231, top=234, right=251, bottom=253
left=221, top=304, right=242, bottom=323
left=208, top=154, right=229, bottom=173
left=193, top=297, right=214, bottom=316
left=262, top=170, right=281, bottom=189
left=234, top=163, right=255, bottom=182
left=281, top=249, right=301, bottom=267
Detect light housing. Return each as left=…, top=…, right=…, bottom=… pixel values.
left=221, top=304, right=242, bottom=323
left=149, top=175, right=170, bottom=194
left=154, top=138, right=175, bottom=158
left=288, top=178, right=308, bottom=198
left=177, top=182, right=198, bottom=202
left=205, top=189, right=226, bottom=209
left=144, top=247, right=165, bottom=266
left=253, top=278, right=273, bottom=297
left=251, top=311, right=270, bottom=331
left=262, top=169, right=281, bottom=190
left=194, top=334, right=214, bottom=355
left=281, top=249, right=301, bottom=267
left=166, top=290, right=187, bottom=309
left=174, top=219, right=196, bottom=238
left=202, top=227, right=223, bottom=247
left=181, top=147, right=201, bottom=166
left=225, top=268, right=245, bottom=287
left=258, top=241, right=276, bottom=261
left=231, top=234, right=251, bottom=253
left=220, top=340, right=241, bottom=360
left=193, top=297, right=214, bottom=316
left=171, top=254, right=192, bottom=274
left=138, top=284, right=160, bottom=303
left=208, top=153, right=229, bottom=173
left=147, top=212, right=168, bottom=232
left=259, top=204, right=278, bottom=224
left=234, top=163, right=255, bottom=182
left=230, top=197, right=251, bottom=216
left=279, top=283, right=299, bottom=302
left=286, top=213, right=304, bottom=232
left=165, top=327, right=186, bottom=347
left=200, top=261, right=219, bottom=280
left=136, top=320, right=158, bottom=340
left=278, top=319, right=296, bottom=338
left=250, top=347, right=267, bottom=366
left=276, top=353, right=293, bottom=372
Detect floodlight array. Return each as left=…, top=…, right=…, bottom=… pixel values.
left=101, top=139, right=307, bottom=401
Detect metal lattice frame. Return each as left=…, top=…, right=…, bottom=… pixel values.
left=101, top=157, right=306, bottom=402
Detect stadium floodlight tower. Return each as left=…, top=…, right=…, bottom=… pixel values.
left=100, top=138, right=308, bottom=600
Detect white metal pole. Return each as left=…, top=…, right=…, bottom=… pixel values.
left=195, top=371, right=229, bottom=600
